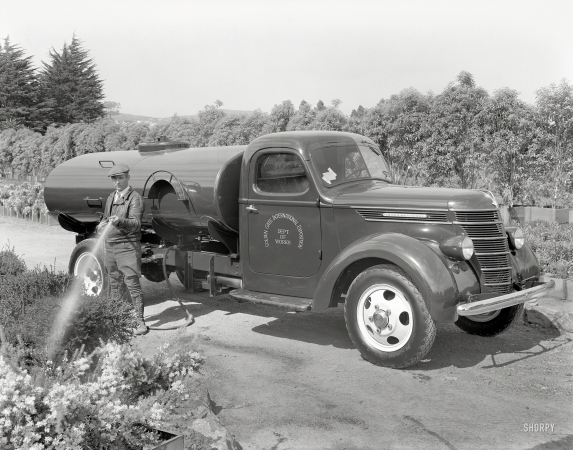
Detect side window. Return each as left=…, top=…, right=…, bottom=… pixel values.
left=255, top=153, right=309, bottom=194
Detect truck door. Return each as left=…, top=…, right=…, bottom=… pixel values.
left=246, top=149, right=322, bottom=277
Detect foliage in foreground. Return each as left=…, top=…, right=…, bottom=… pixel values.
left=0, top=247, right=135, bottom=367
left=0, top=340, right=204, bottom=449
left=0, top=248, right=218, bottom=449
left=522, top=222, right=573, bottom=278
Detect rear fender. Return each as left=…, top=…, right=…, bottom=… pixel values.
left=143, top=171, right=190, bottom=202
left=313, top=233, right=459, bottom=322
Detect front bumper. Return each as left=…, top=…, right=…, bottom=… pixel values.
left=456, top=280, right=555, bottom=317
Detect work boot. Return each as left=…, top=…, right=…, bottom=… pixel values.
left=134, top=320, right=149, bottom=336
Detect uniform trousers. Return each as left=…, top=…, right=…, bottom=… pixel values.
left=104, top=241, right=144, bottom=320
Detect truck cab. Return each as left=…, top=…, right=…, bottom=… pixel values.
left=44, top=131, right=555, bottom=368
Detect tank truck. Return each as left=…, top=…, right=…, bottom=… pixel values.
left=44, top=131, right=555, bottom=368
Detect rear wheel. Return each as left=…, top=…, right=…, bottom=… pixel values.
left=455, top=304, right=524, bottom=336
left=68, top=239, right=106, bottom=296
left=344, top=264, right=436, bottom=369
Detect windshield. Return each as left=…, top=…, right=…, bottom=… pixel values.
left=310, top=142, right=390, bottom=187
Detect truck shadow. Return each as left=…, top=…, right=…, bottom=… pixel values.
left=142, top=280, right=570, bottom=366
left=141, top=280, right=355, bottom=349
left=410, top=322, right=569, bottom=371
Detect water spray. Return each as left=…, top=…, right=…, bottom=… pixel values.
left=47, top=221, right=113, bottom=360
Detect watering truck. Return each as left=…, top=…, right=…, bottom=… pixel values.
left=44, top=130, right=555, bottom=368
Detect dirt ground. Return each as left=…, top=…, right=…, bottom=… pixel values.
left=1, top=215, right=572, bottom=450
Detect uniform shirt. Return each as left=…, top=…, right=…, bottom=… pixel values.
left=102, top=186, right=144, bottom=243
left=114, top=186, right=131, bottom=204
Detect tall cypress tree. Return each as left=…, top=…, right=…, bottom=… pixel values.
left=0, top=37, right=42, bottom=131
left=40, top=35, right=105, bottom=126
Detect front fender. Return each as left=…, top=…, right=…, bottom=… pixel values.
left=313, top=233, right=459, bottom=322
left=510, top=243, right=541, bottom=283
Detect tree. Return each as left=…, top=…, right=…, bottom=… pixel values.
left=478, top=88, right=540, bottom=206
left=11, top=128, right=43, bottom=176
left=286, top=101, right=315, bottom=130
left=263, top=100, right=295, bottom=133
left=309, top=106, right=348, bottom=131
left=0, top=128, right=18, bottom=174
left=0, top=37, right=42, bottom=131
left=147, top=115, right=198, bottom=146
left=239, top=109, right=270, bottom=142
left=209, top=109, right=270, bottom=146
left=39, top=34, right=105, bottom=126
left=362, top=89, right=431, bottom=185
left=103, top=101, right=121, bottom=117
left=346, top=105, right=369, bottom=135
left=423, top=71, right=489, bottom=189
left=194, top=101, right=226, bottom=146
left=208, top=114, right=245, bottom=146
left=534, top=79, right=573, bottom=207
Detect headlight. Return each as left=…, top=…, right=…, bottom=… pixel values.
left=507, top=227, right=525, bottom=250
left=440, top=235, right=474, bottom=261
left=461, top=236, right=474, bottom=260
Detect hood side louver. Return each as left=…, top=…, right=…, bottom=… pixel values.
left=356, top=209, right=449, bottom=223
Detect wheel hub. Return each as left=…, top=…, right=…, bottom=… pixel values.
left=75, top=252, right=103, bottom=296
left=372, top=309, right=390, bottom=330
left=356, top=284, right=413, bottom=352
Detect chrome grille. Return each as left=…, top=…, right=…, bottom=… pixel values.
left=459, top=223, right=504, bottom=237
left=356, top=209, right=449, bottom=223
left=455, top=210, right=512, bottom=294
left=476, top=254, right=510, bottom=268
left=472, top=239, right=509, bottom=254
left=455, top=210, right=501, bottom=222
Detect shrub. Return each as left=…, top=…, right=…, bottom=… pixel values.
left=0, top=248, right=135, bottom=367
left=2, top=291, right=137, bottom=369
left=0, top=266, right=72, bottom=326
left=0, top=246, right=27, bottom=276
left=522, top=221, right=573, bottom=278
left=62, top=292, right=137, bottom=355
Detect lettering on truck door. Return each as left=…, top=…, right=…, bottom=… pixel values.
left=246, top=150, right=322, bottom=277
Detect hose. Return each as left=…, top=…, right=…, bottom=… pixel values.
left=146, top=245, right=195, bottom=331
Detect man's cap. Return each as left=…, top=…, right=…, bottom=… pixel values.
left=107, top=163, right=130, bottom=177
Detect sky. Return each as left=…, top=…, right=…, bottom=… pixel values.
left=2, top=0, right=572, bottom=118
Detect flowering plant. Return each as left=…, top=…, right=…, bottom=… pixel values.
left=0, top=340, right=204, bottom=449
left=0, top=181, right=47, bottom=216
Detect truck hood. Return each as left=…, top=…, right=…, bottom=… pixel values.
left=332, top=183, right=497, bottom=210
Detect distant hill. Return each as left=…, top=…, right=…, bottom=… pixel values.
left=110, top=109, right=252, bottom=124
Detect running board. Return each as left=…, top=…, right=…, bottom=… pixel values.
left=229, top=289, right=312, bottom=311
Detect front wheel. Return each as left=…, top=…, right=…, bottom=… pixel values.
left=344, top=264, right=436, bottom=369
left=68, top=238, right=106, bottom=296
left=454, top=304, right=524, bottom=336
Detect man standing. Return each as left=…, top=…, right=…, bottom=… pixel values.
left=97, top=163, right=147, bottom=335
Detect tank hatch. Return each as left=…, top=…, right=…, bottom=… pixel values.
left=138, top=136, right=190, bottom=153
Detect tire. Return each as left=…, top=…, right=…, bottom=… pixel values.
left=454, top=304, right=524, bottom=337
left=344, top=264, right=436, bottom=369
left=68, top=238, right=106, bottom=296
